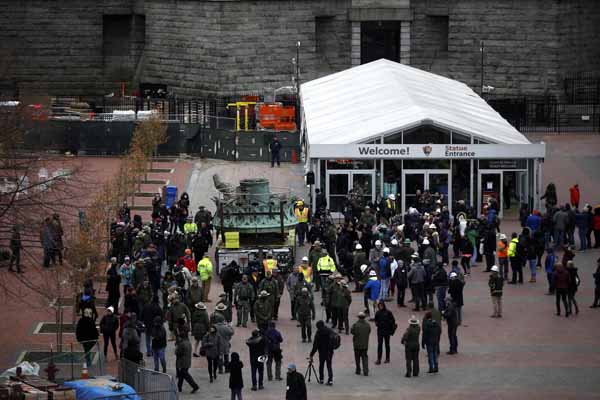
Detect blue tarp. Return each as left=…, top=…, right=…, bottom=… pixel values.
left=63, top=378, right=141, bottom=400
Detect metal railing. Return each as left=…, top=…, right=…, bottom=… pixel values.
left=488, top=97, right=600, bottom=134
left=14, top=340, right=106, bottom=381
left=118, top=358, right=178, bottom=400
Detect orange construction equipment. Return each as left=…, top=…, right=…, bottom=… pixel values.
left=257, top=103, right=296, bottom=131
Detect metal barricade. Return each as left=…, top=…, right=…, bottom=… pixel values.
left=118, top=359, right=178, bottom=400
left=92, top=391, right=176, bottom=400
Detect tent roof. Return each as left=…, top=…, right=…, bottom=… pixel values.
left=300, top=59, right=530, bottom=145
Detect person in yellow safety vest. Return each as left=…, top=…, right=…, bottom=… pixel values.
left=507, top=232, right=523, bottom=284
left=183, top=217, right=198, bottom=235
left=385, top=194, right=397, bottom=218
left=197, top=255, right=213, bottom=302
left=263, top=254, right=278, bottom=275
left=294, top=200, right=310, bottom=247
left=317, top=249, right=336, bottom=289
left=299, top=256, right=313, bottom=284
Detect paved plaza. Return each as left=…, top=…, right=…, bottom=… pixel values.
left=0, top=134, right=599, bottom=399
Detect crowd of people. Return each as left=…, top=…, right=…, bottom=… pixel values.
left=68, top=181, right=599, bottom=398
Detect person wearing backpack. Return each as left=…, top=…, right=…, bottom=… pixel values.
left=309, top=320, right=336, bottom=385
left=264, top=321, right=284, bottom=381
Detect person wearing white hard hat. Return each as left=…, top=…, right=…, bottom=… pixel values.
left=378, top=248, right=393, bottom=301
left=488, top=265, right=504, bottom=318
left=369, top=240, right=383, bottom=271
left=99, top=306, right=119, bottom=360
left=384, top=194, right=398, bottom=221
left=364, top=270, right=381, bottom=319
left=352, top=243, right=368, bottom=292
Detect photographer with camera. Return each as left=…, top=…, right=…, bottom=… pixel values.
left=309, top=320, right=338, bottom=386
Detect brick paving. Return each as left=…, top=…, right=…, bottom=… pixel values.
left=1, top=139, right=600, bottom=399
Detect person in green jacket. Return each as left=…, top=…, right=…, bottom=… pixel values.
left=334, top=280, right=352, bottom=335
left=401, top=315, right=421, bottom=378
left=254, top=290, right=272, bottom=332
left=294, top=288, right=315, bottom=342
left=191, top=302, right=209, bottom=357
left=259, top=270, right=279, bottom=318
left=234, top=275, right=255, bottom=328
left=350, top=312, right=371, bottom=376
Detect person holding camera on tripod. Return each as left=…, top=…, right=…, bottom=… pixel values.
left=309, top=320, right=335, bottom=386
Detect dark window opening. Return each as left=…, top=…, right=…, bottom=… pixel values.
left=427, top=15, right=449, bottom=56
left=360, top=21, right=401, bottom=64
left=103, top=14, right=145, bottom=81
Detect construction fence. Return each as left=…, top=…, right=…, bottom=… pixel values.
left=22, top=120, right=301, bottom=161
left=118, top=358, right=178, bottom=400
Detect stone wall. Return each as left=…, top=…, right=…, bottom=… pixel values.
left=1, top=0, right=599, bottom=99
left=411, top=0, right=600, bottom=98
left=141, top=0, right=350, bottom=97
left=0, top=0, right=138, bottom=97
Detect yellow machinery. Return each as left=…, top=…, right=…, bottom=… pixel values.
left=226, top=101, right=257, bottom=131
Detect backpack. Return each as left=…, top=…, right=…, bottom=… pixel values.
left=329, top=330, right=341, bottom=350
left=174, top=269, right=186, bottom=288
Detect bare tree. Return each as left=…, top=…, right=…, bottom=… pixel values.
left=0, top=109, right=167, bottom=353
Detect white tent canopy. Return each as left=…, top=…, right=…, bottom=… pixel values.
left=301, top=59, right=530, bottom=145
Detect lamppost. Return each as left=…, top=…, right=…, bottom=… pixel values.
left=294, top=41, right=301, bottom=131
left=480, top=40, right=484, bottom=96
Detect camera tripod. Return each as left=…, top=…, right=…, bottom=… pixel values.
left=304, top=358, right=320, bottom=384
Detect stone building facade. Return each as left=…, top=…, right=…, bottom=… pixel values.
left=1, top=0, right=599, bottom=99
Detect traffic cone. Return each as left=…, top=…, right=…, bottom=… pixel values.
left=81, top=362, right=89, bottom=379
left=291, top=149, right=298, bottom=164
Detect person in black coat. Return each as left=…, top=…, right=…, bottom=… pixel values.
left=141, top=296, right=163, bottom=357
left=374, top=301, right=396, bottom=364
left=443, top=299, right=459, bottom=355
left=76, top=308, right=99, bottom=366
left=285, top=364, right=307, bottom=400
left=229, top=352, right=244, bottom=400
left=106, top=258, right=121, bottom=311
left=393, top=260, right=409, bottom=307
left=309, top=320, right=335, bottom=385
left=421, top=311, right=441, bottom=373
left=448, top=273, right=464, bottom=325
left=246, top=330, right=266, bottom=391
left=99, top=306, right=119, bottom=361
left=270, top=136, right=282, bottom=167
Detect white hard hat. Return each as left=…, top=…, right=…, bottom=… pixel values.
left=388, top=194, right=396, bottom=201
left=369, top=270, right=377, bottom=277
left=360, top=264, right=368, bottom=273
left=491, top=265, right=499, bottom=272
left=355, top=243, right=363, bottom=250
left=422, top=238, right=430, bottom=245
left=383, top=247, right=390, bottom=254
left=391, top=239, right=398, bottom=246
left=450, top=272, right=458, bottom=278
left=302, top=256, right=308, bottom=262
left=375, top=240, right=382, bottom=247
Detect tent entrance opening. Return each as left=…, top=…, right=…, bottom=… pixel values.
left=326, top=170, right=375, bottom=212
left=402, top=169, right=451, bottom=214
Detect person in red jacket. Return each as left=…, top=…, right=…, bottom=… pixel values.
left=177, top=249, right=197, bottom=274
left=569, top=184, right=580, bottom=209
left=553, top=263, right=571, bottom=317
